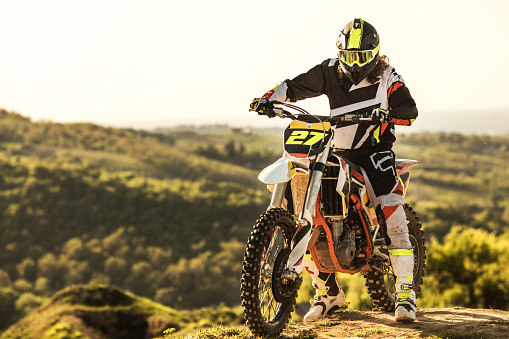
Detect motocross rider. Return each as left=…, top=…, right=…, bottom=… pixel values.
left=251, top=18, right=418, bottom=322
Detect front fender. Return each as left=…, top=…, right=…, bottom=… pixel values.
left=258, top=157, right=309, bottom=185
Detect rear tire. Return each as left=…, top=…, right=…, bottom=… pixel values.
left=241, top=208, right=297, bottom=337
left=364, top=204, right=426, bottom=311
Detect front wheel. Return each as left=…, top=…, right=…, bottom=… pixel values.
left=241, top=208, right=298, bottom=337
left=364, top=204, right=426, bottom=311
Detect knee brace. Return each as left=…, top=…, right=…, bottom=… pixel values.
left=376, top=194, right=411, bottom=250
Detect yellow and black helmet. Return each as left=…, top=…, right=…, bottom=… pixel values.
left=336, top=18, right=380, bottom=85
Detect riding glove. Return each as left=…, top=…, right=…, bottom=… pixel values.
left=372, top=108, right=393, bottom=124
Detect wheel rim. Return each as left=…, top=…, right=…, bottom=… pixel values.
left=257, top=225, right=289, bottom=322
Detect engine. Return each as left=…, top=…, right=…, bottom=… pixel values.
left=331, top=219, right=356, bottom=266
left=312, top=161, right=368, bottom=270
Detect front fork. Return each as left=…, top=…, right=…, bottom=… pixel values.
left=269, top=143, right=331, bottom=281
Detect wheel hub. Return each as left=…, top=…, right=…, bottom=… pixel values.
left=261, top=263, right=273, bottom=283
left=272, top=248, right=302, bottom=303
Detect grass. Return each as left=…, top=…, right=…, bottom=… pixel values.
left=163, top=326, right=254, bottom=339
left=426, top=333, right=486, bottom=339
left=163, top=326, right=319, bottom=339
left=488, top=319, right=509, bottom=325
left=314, top=319, right=342, bottom=327
left=354, top=327, right=385, bottom=336
left=163, top=325, right=322, bottom=339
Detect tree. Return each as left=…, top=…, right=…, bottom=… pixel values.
left=422, top=226, right=509, bottom=309
left=0, top=287, right=19, bottom=329
left=16, top=258, right=36, bottom=282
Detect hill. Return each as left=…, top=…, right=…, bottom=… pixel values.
left=0, top=109, right=272, bottom=331
left=0, top=284, right=242, bottom=339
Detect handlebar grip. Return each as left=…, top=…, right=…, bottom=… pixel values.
left=331, top=114, right=375, bottom=124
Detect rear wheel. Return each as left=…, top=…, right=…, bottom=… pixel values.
left=364, top=204, right=426, bottom=311
left=241, top=208, right=298, bottom=336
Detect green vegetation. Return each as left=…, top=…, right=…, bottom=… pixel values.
left=394, top=133, right=509, bottom=238
left=354, top=328, right=385, bottom=336
left=1, top=108, right=509, bottom=336
left=391, top=133, right=509, bottom=311
left=163, top=326, right=321, bottom=339
left=163, top=327, right=254, bottom=339
left=0, top=284, right=243, bottom=339
left=428, top=333, right=485, bottom=339
left=0, top=108, right=272, bottom=333
left=421, top=227, right=509, bottom=309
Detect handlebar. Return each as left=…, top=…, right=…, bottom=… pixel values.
left=249, top=100, right=376, bottom=124
left=333, top=113, right=374, bottom=123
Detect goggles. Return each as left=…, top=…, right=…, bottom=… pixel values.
left=337, top=44, right=380, bottom=66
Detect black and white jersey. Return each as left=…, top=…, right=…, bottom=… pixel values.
left=262, top=58, right=417, bottom=151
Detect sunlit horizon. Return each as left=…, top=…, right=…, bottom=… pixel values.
left=1, top=0, right=508, bottom=134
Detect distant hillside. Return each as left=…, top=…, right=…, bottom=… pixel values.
left=0, top=109, right=271, bottom=331
left=0, top=108, right=273, bottom=188
left=1, top=108, right=509, bottom=333
left=393, top=132, right=509, bottom=238
left=401, top=108, right=509, bottom=136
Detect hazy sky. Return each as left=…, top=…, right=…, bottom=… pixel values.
left=1, top=0, right=508, bottom=132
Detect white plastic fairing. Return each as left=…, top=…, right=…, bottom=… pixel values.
left=258, top=158, right=295, bottom=185
left=258, top=156, right=309, bottom=185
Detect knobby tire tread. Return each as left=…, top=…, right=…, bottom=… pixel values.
left=241, top=208, right=296, bottom=337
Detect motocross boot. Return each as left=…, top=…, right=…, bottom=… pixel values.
left=389, top=248, right=416, bottom=322
left=303, top=254, right=346, bottom=323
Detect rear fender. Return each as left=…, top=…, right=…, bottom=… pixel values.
left=395, top=159, right=418, bottom=176
left=395, top=159, right=418, bottom=197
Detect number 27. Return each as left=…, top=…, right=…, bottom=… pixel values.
left=286, top=131, right=326, bottom=145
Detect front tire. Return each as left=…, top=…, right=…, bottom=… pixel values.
left=364, top=204, right=426, bottom=311
left=241, top=208, right=297, bottom=337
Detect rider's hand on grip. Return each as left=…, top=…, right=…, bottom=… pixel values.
left=250, top=98, right=275, bottom=117
left=249, top=98, right=261, bottom=110
left=371, top=108, right=393, bottom=124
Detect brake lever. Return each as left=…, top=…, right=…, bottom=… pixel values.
left=273, top=107, right=285, bottom=118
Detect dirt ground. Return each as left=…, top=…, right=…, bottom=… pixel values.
left=283, top=308, right=509, bottom=339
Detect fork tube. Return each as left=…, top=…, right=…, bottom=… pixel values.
left=286, top=142, right=331, bottom=275
left=268, top=182, right=287, bottom=210
left=304, top=142, right=331, bottom=214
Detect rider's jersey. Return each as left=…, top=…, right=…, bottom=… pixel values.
left=262, top=58, right=417, bottom=150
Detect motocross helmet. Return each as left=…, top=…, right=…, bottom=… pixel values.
left=336, top=18, right=380, bottom=85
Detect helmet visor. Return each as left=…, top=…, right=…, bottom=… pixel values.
left=338, top=44, right=379, bottom=66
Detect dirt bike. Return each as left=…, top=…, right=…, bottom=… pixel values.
left=240, top=102, right=426, bottom=336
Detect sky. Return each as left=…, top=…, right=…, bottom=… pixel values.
left=1, top=0, right=508, bottom=134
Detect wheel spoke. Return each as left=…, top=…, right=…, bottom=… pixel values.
left=266, top=227, right=283, bottom=263
left=257, top=226, right=288, bottom=322
left=262, top=294, right=275, bottom=319
left=259, top=285, right=271, bottom=305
